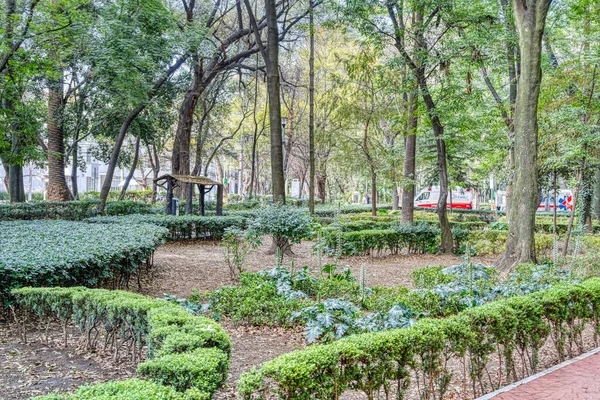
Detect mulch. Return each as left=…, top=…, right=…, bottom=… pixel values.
left=0, top=239, right=497, bottom=399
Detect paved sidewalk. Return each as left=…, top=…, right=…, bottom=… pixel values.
left=482, top=348, right=600, bottom=400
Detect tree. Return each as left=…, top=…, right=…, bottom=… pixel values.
left=497, top=0, right=552, bottom=271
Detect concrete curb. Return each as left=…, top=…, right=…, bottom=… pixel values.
left=475, top=346, right=600, bottom=400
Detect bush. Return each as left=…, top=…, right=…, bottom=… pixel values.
left=238, top=278, right=600, bottom=400
left=468, top=230, right=554, bottom=256
left=248, top=205, right=315, bottom=255
left=85, top=214, right=247, bottom=240
left=138, top=348, right=229, bottom=393
left=0, top=221, right=167, bottom=302
left=208, top=272, right=311, bottom=326
left=321, top=223, right=440, bottom=256
left=13, top=287, right=231, bottom=398
left=0, top=200, right=155, bottom=221
left=32, top=378, right=203, bottom=400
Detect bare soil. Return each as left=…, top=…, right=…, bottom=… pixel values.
left=0, top=239, right=497, bottom=399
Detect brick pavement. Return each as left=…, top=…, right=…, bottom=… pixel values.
left=488, top=351, right=600, bottom=400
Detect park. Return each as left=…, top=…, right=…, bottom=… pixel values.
left=1, top=0, right=600, bottom=398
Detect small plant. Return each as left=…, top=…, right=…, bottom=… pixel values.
left=222, top=227, right=261, bottom=281
left=248, top=205, right=315, bottom=261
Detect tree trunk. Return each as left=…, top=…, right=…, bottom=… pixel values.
left=497, top=0, right=551, bottom=271
left=264, top=0, right=285, bottom=204
left=47, top=71, right=71, bottom=201
left=392, top=182, right=399, bottom=210
left=172, top=57, right=204, bottom=199
left=593, top=167, right=600, bottom=223
left=370, top=169, right=377, bottom=216
left=308, top=0, right=315, bottom=214
left=71, top=138, right=78, bottom=199
left=401, top=86, right=417, bottom=224
left=119, top=136, right=141, bottom=200
left=98, top=55, right=187, bottom=212
left=316, top=171, right=326, bottom=204
left=3, top=0, right=24, bottom=203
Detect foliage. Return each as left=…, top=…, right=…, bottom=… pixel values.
left=207, top=271, right=311, bottom=326
left=13, top=287, right=231, bottom=398
left=137, top=348, right=229, bottom=393
left=0, top=221, right=166, bottom=302
left=248, top=205, right=316, bottom=254
left=238, top=278, right=600, bottom=400
left=85, top=214, right=247, bottom=240
left=0, top=200, right=155, bottom=221
left=222, top=227, right=262, bottom=280
left=32, top=378, right=203, bottom=400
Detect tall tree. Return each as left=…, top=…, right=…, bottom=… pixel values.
left=308, top=0, right=315, bottom=213
left=497, top=0, right=552, bottom=270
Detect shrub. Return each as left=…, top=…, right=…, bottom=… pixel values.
left=13, top=287, right=231, bottom=398
left=0, top=221, right=167, bottom=302
left=0, top=200, right=154, bottom=221
left=238, top=278, right=600, bottom=400
left=411, top=266, right=455, bottom=289
left=32, top=378, right=202, bottom=400
left=85, top=214, right=247, bottom=240
left=223, top=227, right=262, bottom=280
left=208, top=272, right=310, bottom=326
left=138, top=348, right=229, bottom=393
left=321, top=223, right=440, bottom=256
left=248, top=205, right=315, bottom=256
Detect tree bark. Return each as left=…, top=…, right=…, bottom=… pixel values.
left=264, top=0, right=285, bottom=203
left=98, top=55, right=187, bottom=212
left=497, top=0, right=552, bottom=271
left=3, top=0, right=24, bottom=203
left=119, top=136, right=141, bottom=200
left=401, top=85, right=417, bottom=224
left=593, top=167, right=600, bottom=223
left=70, top=137, right=78, bottom=199
left=308, top=0, right=315, bottom=214
left=47, top=70, right=72, bottom=201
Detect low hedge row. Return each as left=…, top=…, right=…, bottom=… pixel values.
left=0, top=220, right=168, bottom=302
left=238, top=278, right=600, bottom=399
left=0, top=200, right=157, bottom=221
left=321, top=225, right=554, bottom=256
left=85, top=215, right=247, bottom=240
left=14, top=287, right=231, bottom=399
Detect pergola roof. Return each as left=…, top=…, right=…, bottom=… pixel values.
left=154, top=174, right=222, bottom=186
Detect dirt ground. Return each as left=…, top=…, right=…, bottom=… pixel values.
left=0, top=239, right=497, bottom=399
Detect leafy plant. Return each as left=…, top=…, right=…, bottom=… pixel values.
left=222, top=227, right=261, bottom=281
left=247, top=205, right=316, bottom=258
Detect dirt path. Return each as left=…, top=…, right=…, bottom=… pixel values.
left=140, top=239, right=497, bottom=298
left=0, top=240, right=497, bottom=399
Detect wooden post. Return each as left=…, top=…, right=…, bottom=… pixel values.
left=216, top=185, right=223, bottom=216
left=199, top=184, right=205, bottom=216
left=166, top=177, right=173, bottom=215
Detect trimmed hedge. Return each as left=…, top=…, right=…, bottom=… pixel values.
left=238, top=278, right=600, bottom=399
left=13, top=287, right=231, bottom=399
left=32, top=379, right=204, bottom=400
left=0, top=200, right=156, bottom=221
left=0, top=220, right=167, bottom=301
left=85, top=214, right=247, bottom=240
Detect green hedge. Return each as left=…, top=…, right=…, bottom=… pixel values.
left=32, top=379, right=205, bottom=400
left=0, top=220, right=167, bottom=302
left=0, top=200, right=156, bottom=221
left=13, top=287, right=231, bottom=399
left=321, top=224, right=457, bottom=256
left=85, top=215, right=247, bottom=240
left=238, top=278, right=600, bottom=399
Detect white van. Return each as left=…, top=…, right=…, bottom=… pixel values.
left=414, top=187, right=473, bottom=209
left=538, top=190, right=573, bottom=211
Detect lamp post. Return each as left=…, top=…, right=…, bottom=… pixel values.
left=281, top=117, right=287, bottom=169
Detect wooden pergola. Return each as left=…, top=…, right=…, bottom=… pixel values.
left=154, top=174, right=223, bottom=216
